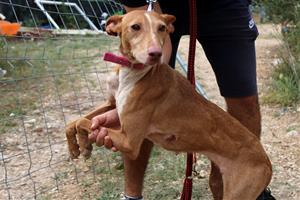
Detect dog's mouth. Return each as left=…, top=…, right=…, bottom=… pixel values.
left=131, top=50, right=162, bottom=66
left=145, top=57, right=161, bottom=65
left=132, top=55, right=161, bottom=66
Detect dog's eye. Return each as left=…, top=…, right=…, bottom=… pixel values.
left=131, top=24, right=141, bottom=31
left=158, top=25, right=166, bottom=32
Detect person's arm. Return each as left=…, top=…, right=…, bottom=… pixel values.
left=89, top=109, right=120, bottom=151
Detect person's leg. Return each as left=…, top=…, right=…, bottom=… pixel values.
left=123, top=139, right=153, bottom=198
left=225, top=95, right=261, bottom=137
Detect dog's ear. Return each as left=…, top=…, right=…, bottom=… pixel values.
left=161, top=14, right=176, bottom=33
left=106, top=15, right=123, bottom=36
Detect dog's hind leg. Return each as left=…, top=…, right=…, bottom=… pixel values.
left=209, top=162, right=224, bottom=200
left=222, top=159, right=272, bottom=200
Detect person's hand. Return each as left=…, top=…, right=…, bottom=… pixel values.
left=89, top=109, right=120, bottom=152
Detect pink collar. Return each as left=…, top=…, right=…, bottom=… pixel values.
left=103, top=52, right=145, bottom=69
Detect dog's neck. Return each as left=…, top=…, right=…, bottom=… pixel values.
left=116, top=65, right=154, bottom=115
left=103, top=51, right=157, bottom=86
left=104, top=51, right=158, bottom=114
left=115, top=52, right=158, bottom=114
left=116, top=52, right=158, bottom=85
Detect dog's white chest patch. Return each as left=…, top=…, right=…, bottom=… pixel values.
left=116, top=74, right=136, bottom=115
left=116, top=67, right=151, bottom=115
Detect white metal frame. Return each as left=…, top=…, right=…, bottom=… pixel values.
left=34, top=0, right=100, bottom=32
left=34, top=0, right=207, bottom=96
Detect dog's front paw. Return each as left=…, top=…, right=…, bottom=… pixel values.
left=65, top=121, right=81, bottom=159
left=75, top=118, right=93, bottom=159
left=65, top=118, right=93, bottom=159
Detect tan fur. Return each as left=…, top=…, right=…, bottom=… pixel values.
left=66, top=10, right=272, bottom=200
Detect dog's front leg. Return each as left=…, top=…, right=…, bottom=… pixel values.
left=75, top=118, right=93, bottom=159
left=106, top=128, right=143, bottom=160
left=65, top=100, right=116, bottom=159
left=83, top=100, right=116, bottom=120
left=66, top=120, right=81, bottom=159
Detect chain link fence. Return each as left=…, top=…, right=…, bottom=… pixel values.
left=0, top=1, right=126, bottom=199
left=0, top=1, right=212, bottom=199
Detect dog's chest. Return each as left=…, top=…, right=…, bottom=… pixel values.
left=115, top=67, right=151, bottom=115
left=116, top=77, right=136, bottom=115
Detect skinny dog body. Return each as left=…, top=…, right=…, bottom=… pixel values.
left=66, top=10, right=272, bottom=200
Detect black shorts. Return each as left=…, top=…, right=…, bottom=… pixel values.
left=119, top=0, right=259, bottom=97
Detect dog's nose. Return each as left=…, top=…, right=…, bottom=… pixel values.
left=148, top=47, right=162, bottom=58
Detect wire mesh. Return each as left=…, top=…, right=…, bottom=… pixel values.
left=0, top=1, right=211, bottom=199
left=0, top=1, right=126, bottom=199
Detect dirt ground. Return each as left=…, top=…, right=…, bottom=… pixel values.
left=0, top=24, right=299, bottom=200
left=177, top=24, right=300, bottom=200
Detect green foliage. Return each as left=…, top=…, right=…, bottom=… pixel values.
left=92, top=147, right=211, bottom=200
left=22, top=18, right=37, bottom=27
left=0, top=38, right=5, bottom=48
left=259, top=0, right=300, bottom=106
left=96, top=181, right=122, bottom=200
left=286, top=20, right=300, bottom=56
left=261, top=0, right=299, bottom=24
left=265, top=60, right=300, bottom=106
left=113, top=10, right=124, bottom=16
left=58, top=4, right=90, bottom=29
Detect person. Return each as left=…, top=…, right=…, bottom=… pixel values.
left=89, top=1, right=276, bottom=199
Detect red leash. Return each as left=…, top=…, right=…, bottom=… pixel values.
left=180, top=0, right=197, bottom=199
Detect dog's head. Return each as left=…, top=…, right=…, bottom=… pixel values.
left=106, top=10, right=175, bottom=65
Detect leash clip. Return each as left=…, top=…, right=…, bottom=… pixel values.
left=146, top=0, right=157, bottom=12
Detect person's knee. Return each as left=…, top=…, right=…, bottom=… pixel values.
left=225, top=95, right=261, bottom=136
left=225, top=95, right=260, bottom=117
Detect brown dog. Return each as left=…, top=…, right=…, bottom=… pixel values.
left=66, top=10, right=272, bottom=200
